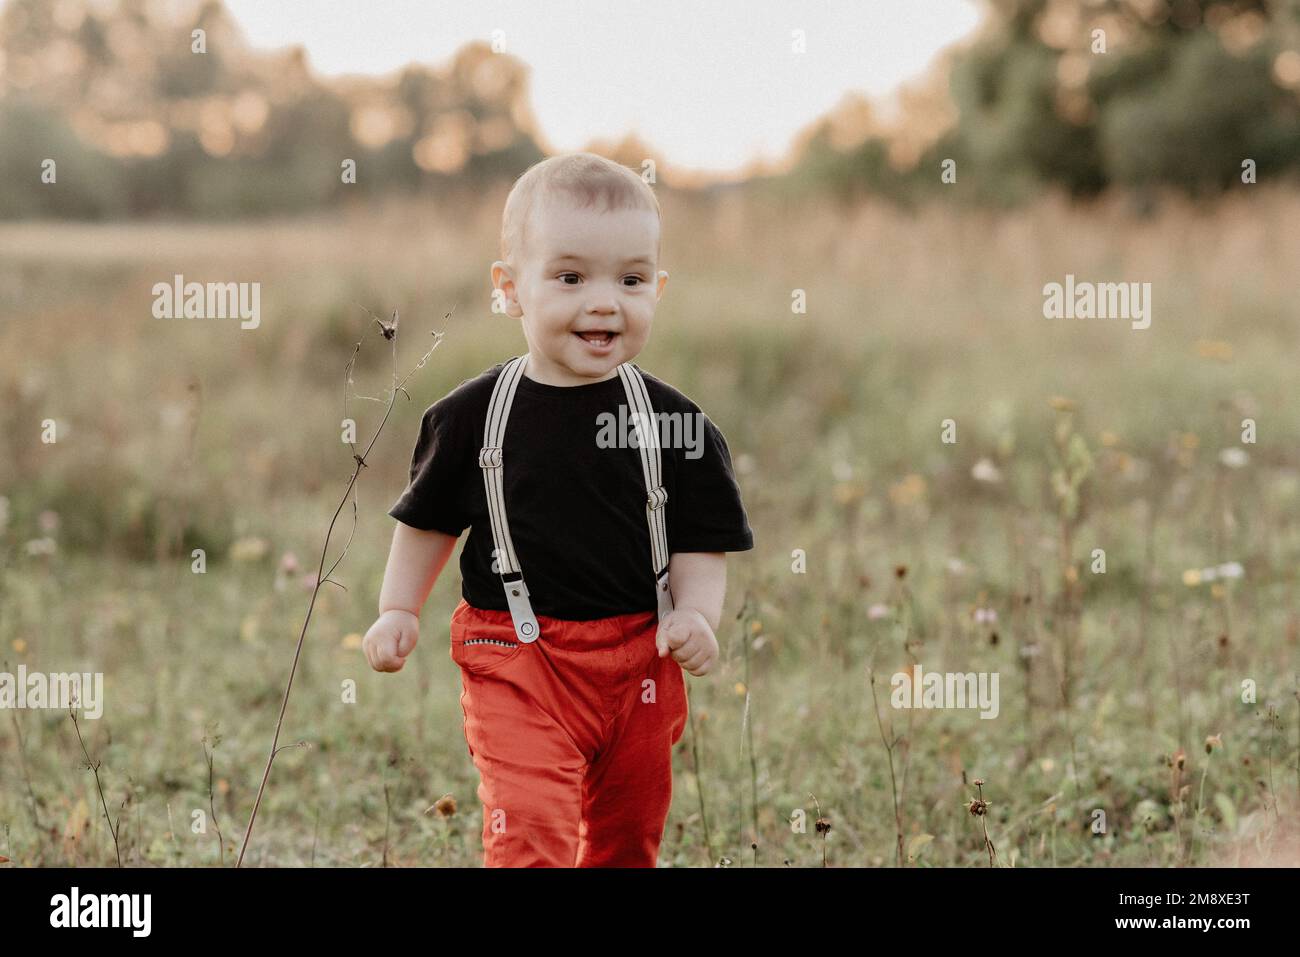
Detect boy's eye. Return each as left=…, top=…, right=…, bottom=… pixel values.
left=556, top=273, right=645, bottom=287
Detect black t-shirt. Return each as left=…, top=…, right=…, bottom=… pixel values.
left=388, top=360, right=755, bottom=620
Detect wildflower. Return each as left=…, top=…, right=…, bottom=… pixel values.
left=24, top=537, right=56, bottom=556
left=1205, top=734, right=1222, bottom=754
left=38, top=510, right=60, bottom=535
left=1048, top=396, right=1076, bottom=412
left=833, top=481, right=865, bottom=506
left=867, top=603, right=890, bottom=620
left=1217, top=561, right=1244, bottom=579
left=427, top=795, right=457, bottom=818
left=888, top=474, right=926, bottom=507
left=1195, top=339, right=1233, bottom=362
left=229, top=536, right=269, bottom=562
left=1219, top=447, right=1249, bottom=469
left=971, top=458, right=1003, bottom=483
left=1182, top=568, right=1202, bottom=587
left=341, top=633, right=362, bottom=649
left=974, top=607, right=998, bottom=625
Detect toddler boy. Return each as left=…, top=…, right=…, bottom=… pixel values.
left=363, top=152, right=754, bottom=867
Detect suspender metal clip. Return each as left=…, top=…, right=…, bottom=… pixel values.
left=502, top=576, right=539, bottom=642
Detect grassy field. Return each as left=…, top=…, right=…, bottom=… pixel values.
left=1, top=185, right=1298, bottom=866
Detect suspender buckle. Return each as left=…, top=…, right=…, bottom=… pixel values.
left=655, top=568, right=674, bottom=621
left=647, top=485, right=668, bottom=510
left=479, top=446, right=503, bottom=469
left=502, top=576, right=540, bottom=642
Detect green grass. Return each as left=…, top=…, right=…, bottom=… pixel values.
left=1, top=187, right=1299, bottom=866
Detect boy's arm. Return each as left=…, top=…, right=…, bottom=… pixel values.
left=379, top=521, right=460, bottom=618
left=667, top=551, right=726, bottom=633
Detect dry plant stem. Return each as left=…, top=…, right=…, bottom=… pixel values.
left=202, top=738, right=225, bottom=866
left=1266, top=706, right=1280, bottom=825
left=382, top=773, right=393, bottom=868
left=69, top=706, right=121, bottom=867
left=975, top=782, right=996, bottom=866
left=9, top=708, right=44, bottom=843
left=809, top=793, right=828, bottom=868
left=236, top=312, right=445, bottom=868
left=739, top=593, right=760, bottom=865
left=685, top=680, right=715, bottom=866
left=868, top=669, right=905, bottom=867
left=1294, top=677, right=1300, bottom=818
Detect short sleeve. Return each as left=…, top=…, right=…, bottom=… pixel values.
left=387, top=401, right=470, bottom=535
left=667, top=412, right=754, bottom=553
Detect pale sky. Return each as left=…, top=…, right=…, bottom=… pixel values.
left=222, top=0, right=985, bottom=174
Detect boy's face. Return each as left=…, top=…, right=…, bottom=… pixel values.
left=492, top=197, right=668, bottom=387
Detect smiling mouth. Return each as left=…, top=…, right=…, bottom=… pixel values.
left=575, top=331, right=617, bottom=345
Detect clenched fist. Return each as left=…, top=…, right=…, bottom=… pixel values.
left=363, top=609, right=419, bottom=672
left=655, top=607, right=718, bottom=676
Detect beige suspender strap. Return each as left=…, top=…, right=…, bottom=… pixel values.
left=479, top=355, right=538, bottom=641
left=616, top=363, right=675, bottom=621
left=478, top=356, right=675, bottom=643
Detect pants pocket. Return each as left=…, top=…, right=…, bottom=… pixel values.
left=451, top=616, right=525, bottom=676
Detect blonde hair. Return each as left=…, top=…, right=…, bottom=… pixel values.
left=500, top=152, right=661, bottom=267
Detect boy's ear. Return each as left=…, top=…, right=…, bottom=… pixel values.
left=490, top=261, right=523, bottom=318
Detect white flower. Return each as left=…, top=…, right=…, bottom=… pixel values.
left=1218, top=447, right=1249, bottom=469
left=1216, top=561, right=1244, bottom=579
left=867, top=603, right=890, bottom=621
left=946, top=557, right=968, bottom=575
left=974, top=607, right=998, bottom=625
left=971, top=458, right=1003, bottom=483
left=24, top=537, right=57, bottom=556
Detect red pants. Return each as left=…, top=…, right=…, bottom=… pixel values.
left=449, top=597, right=689, bottom=867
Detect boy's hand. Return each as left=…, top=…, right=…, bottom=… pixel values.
left=363, top=609, right=419, bottom=672
left=656, top=607, right=718, bottom=677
